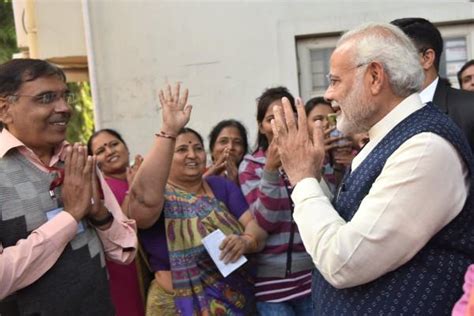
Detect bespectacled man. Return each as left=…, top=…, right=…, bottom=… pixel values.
left=0, top=59, right=137, bottom=315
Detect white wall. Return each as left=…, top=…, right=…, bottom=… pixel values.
left=84, top=0, right=474, bottom=157
left=35, top=0, right=87, bottom=59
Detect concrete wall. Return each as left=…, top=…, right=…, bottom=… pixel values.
left=35, top=0, right=86, bottom=59
left=82, top=1, right=474, bottom=157
left=89, top=0, right=474, bottom=157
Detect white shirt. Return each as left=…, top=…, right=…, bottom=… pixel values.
left=419, top=76, right=439, bottom=104
left=292, top=93, right=469, bottom=289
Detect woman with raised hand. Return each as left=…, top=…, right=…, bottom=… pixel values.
left=305, top=97, right=353, bottom=194
left=129, top=83, right=267, bottom=315
left=87, top=129, right=145, bottom=316
left=305, top=97, right=369, bottom=195
left=238, top=87, right=314, bottom=315
left=204, top=119, right=249, bottom=185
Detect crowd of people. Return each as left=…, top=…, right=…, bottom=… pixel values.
left=1, top=16, right=474, bottom=316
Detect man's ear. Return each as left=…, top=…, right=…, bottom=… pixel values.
left=367, top=61, right=384, bottom=95
left=420, top=48, right=436, bottom=71
left=0, top=97, right=12, bottom=127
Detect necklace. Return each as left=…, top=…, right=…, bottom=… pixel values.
left=168, top=180, right=207, bottom=195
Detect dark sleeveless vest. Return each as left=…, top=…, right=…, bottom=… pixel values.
left=0, top=151, right=114, bottom=316
left=312, top=103, right=474, bottom=315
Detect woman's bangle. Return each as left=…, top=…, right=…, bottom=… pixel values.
left=155, top=130, right=177, bottom=140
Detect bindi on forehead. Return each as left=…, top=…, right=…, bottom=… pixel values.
left=93, top=137, right=118, bottom=149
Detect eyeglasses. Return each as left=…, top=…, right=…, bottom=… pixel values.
left=326, top=61, right=371, bottom=87
left=6, top=91, right=76, bottom=105
left=326, top=62, right=369, bottom=87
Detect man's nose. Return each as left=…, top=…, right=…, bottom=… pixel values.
left=54, top=97, right=72, bottom=113
left=323, top=89, right=333, bottom=104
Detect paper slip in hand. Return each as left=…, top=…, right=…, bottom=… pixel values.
left=202, top=229, right=247, bottom=278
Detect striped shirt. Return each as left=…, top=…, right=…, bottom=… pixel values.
left=239, top=149, right=314, bottom=301
left=255, top=270, right=312, bottom=302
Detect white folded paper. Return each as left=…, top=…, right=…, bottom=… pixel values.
left=202, top=229, right=248, bottom=277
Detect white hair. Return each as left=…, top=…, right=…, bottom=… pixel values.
left=337, top=22, right=424, bottom=97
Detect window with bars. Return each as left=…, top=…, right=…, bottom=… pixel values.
left=309, top=48, right=333, bottom=92
left=440, top=37, right=468, bottom=86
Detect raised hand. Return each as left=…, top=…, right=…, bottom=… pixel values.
left=271, top=97, right=325, bottom=186
left=332, top=146, right=354, bottom=166
left=324, top=127, right=346, bottom=152
left=204, top=150, right=228, bottom=177
left=84, top=158, right=116, bottom=229
left=224, top=156, right=239, bottom=184
left=158, top=83, right=192, bottom=135
left=62, top=143, right=93, bottom=222
left=264, top=139, right=281, bottom=172
left=126, top=154, right=144, bottom=185
left=88, top=157, right=106, bottom=219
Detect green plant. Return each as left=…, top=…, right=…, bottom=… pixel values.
left=0, top=0, right=18, bottom=64
left=66, top=82, right=95, bottom=144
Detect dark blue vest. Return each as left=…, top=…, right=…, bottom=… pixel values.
left=312, top=103, right=474, bottom=315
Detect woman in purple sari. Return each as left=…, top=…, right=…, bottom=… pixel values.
left=129, top=83, right=267, bottom=315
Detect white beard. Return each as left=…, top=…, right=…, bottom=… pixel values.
left=332, top=73, right=375, bottom=135
left=336, top=111, right=365, bottom=135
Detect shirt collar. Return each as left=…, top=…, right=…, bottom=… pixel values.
left=352, top=93, right=424, bottom=170
left=0, top=129, right=69, bottom=168
left=419, top=76, right=439, bottom=104
left=0, top=128, right=24, bottom=158
left=368, top=93, right=424, bottom=144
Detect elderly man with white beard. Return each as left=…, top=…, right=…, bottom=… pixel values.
left=271, top=22, right=474, bottom=315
